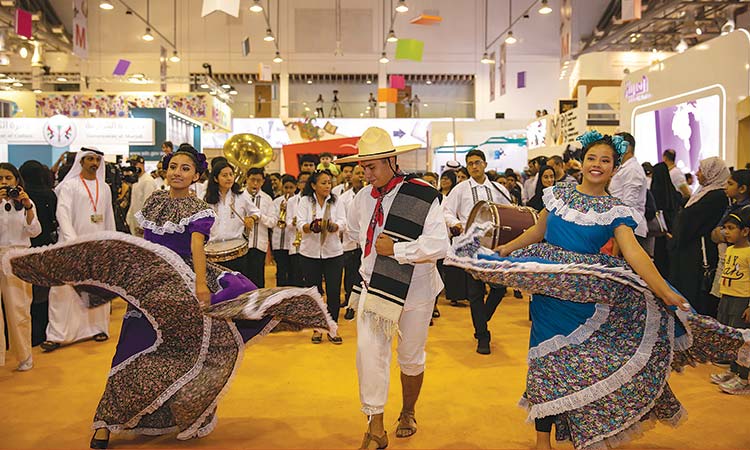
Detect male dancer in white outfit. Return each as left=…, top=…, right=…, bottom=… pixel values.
left=339, top=127, right=449, bottom=449
left=42, top=148, right=115, bottom=352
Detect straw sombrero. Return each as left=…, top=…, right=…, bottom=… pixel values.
left=335, top=127, right=421, bottom=164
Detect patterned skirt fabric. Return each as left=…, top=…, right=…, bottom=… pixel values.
left=2, top=232, right=336, bottom=441
left=447, top=229, right=750, bottom=450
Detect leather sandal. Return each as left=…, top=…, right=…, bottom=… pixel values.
left=359, top=431, right=388, bottom=449
left=40, top=341, right=61, bottom=352
left=396, top=411, right=417, bottom=438
left=93, top=333, right=109, bottom=342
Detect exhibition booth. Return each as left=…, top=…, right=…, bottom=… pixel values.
left=621, top=29, right=750, bottom=172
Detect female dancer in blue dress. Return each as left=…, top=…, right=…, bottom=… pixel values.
left=449, top=131, right=749, bottom=449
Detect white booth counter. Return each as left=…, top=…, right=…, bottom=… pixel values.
left=621, top=30, right=750, bottom=172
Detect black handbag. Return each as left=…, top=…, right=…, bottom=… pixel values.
left=700, top=236, right=716, bottom=292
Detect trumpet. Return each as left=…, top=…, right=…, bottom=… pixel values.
left=277, top=195, right=288, bottom=228
left=292, top=215, right=302, bottom=249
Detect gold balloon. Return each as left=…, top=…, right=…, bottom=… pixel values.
left=222, top=133, right=274, bottom=184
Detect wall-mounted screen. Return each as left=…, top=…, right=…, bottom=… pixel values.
left=633, top=94, right=720, bottom=174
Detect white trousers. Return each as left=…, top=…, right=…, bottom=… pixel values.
left=0, top=260, right=33, bottom=366
left=356, top=297, right=432, bottom=416
left=46, top=285, right=110, bottom=344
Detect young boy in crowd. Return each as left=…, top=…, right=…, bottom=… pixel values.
left=711, top=206, right=750, bottom=395
left=316, top=152, right=340, bottom=177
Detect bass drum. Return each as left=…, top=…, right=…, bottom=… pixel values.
left=205, top=239, right=249, bottom=263
left=465, top=201, right=538, bottom=249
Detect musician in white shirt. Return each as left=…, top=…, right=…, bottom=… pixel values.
left=204, top=162, right=260, bottom=274
left=442, top=149, right=512, bottom=355
left=0, top=163, right=41, bottom=371
left=296, top=169, right=347, bottom=344
left=244, top=168, right=276, bottom=288
left=271, top=175, right=298, bottom=286
left=338, top=165, right=366, bottom=319
left=286, top=172, right=311, bottom=287
left=332, top=162, right=356, bottom=197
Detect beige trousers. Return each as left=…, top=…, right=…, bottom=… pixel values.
left=0, top=257, right=33, bottom=366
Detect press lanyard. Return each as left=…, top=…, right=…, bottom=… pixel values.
left=80, top=174, right=99, bottom=213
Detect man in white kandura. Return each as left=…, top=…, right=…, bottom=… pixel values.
left=338, top=127, right=449, bottom=450
left=42, top=148, right=115, bottom=352
left=125, top=154, right=157, bottom=237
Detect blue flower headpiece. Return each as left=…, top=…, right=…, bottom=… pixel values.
left=163, top=148, right=209, bottom=175
left=576, top=130, right=629, bottom=166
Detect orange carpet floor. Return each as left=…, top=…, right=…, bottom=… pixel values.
left=1, top=271, right=749, bottom=449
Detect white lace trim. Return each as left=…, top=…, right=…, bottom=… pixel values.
left=528, top=304, right=610, bottom=361
left=237, top=286, right=339, bottom=336
left=135, top=208, right=215, bottom=236
left=92, top=421, right=179, bottom=436
left=542, top=186, right=643, bottom=227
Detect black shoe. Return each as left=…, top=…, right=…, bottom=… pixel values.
left=476, top=336, right=491, bottom=355
left=93, top=333, right=109, bottom=342
left=450, top=300, right=459, bottom=307
left=432, top=308, right=440, bottom=318
left=90, top=430, right=109, bottom=449
left=344, top=308, right=355, bottom=320
left=327, top=334, right=343, bottom=345
left=513, top=289, right=523, bottom=299
left=40, top=341, right=61, bottom=352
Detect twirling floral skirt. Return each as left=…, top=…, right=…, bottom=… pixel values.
left=447, top=229, right=750, bottom=450
left=2, top=232, right=336, bottom=441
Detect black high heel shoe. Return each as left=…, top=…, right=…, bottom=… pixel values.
left=90, top=429, right=109, bottom=449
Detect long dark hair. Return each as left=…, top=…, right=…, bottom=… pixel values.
left=440, top=169, right=457, bottom=194
left=301, top=169, right=336, bottom=204
left=204, top=161, right=243, bottom=205
left=19, top=160, right=52, bottom=190
left=534, top=165, right=556, bottom=199
left=0, top=162, right=25, bottom=189
left=730, top=169, right=750, bottom=202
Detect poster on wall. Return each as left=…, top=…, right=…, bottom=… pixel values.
left=499, top=43, right=507, bottom=96
left=489, top=51, right=496, bottom=102
left=633, top=94, right=721, bottom=173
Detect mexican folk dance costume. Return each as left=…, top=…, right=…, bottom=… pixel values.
left=2, top=188, right=336, bottom=443
left=448, top=182, right=750, bottom=449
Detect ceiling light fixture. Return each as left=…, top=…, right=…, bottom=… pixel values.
left=426, top=79, right=432, bottom=85
left=200, top=82, right=209, bottom=89
left=56, top=76, right=67, bottom=82
left=221, top=83, right=231, bottom=89
left=395, top=0, right=408, bottom=13
left=273, top=52, right=283, bottom=63
left=366, top=79, right=372, bottom=84
left=169, top=51, right=180, bottom=63
left=247, top=79, right=253, bottom=84
left=264, top=29, right=275, bottom=42
left=0, top=54, right=8, bottom=66
left=721, top=18, right=735, bottom=35
left=505, top=31, right=517, bottom=44
left=32, top=88, right=41, bottom=93
left=387, top=30, right=398, bottom=43
left=142, top=28, right=154, bottom=41
left=480, top=52, right=494, bottom=64
left=307, top=79, right=313, bottom=84
left=249, top=0, right=263, bottom=13
left=379, top=52, right=389, bottom=64
left=30, top=42, right=43, bottom=67
left=229, top=89, right=238, bottom=95
left=12, top=81, right=23, bottom=87
left=538, top=0, right=552, bottom=15
left=19, top=46, right=28, bottom=58
left=675, top=38, right=688, bottom=53
left=99, top=1, right=114, bottom=10
left=695, top=26, right=702, bottom=35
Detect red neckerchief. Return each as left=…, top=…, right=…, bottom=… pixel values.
left=364, top=175, right=405, bottom=257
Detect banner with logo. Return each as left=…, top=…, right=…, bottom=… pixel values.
left=73, top=0, right=88, bottom=59
left=0, top=116, right=154, bottom=147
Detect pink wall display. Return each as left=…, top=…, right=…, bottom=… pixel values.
left=35, top=93, right=210, bottom=121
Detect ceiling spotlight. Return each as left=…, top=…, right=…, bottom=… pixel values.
left=12, top=81, right=23, bottom=87
left=19, top=46, right=28, bottom=58
left=99, top=1, right=114, bottom=10
left=695, top=26, right=702, bottom=35
left=505, top=31, right=517, bottom=44
left=32, top=88, right=41, bottom=93
left=142, top=28, right=154, bottom=41
left=247, top=79, right=253, bottom=84
left=538, top=0, right=552, bottom=15
left=249, top=0, right=263, bottom=13
left=675, top=38, right=688, bottom=53
left=169, top=51, right=181, bottom=63
left=200, top=82, right=209, bottom=89
left=366, top=79, right=372, bottom=84
left=229, top=89, right=238, bottom=95
left=56, top=76, right=67, bottom=82
left=721, top=18, right=735, bottom=35
left=221, top=83, right=231, bottom=89
left=264, top=29, right=275, bottom=42
left=395, top=0, right=408, bottom=13
left=480, top=52, right=494, bottom=64
left=426, top=79, right=432, bottom=85
left=307, top=79, right=313, bottom=84
left=273, top=52, right=283, bottom=63
left=387, top=30, right=398, bottom=43
left=379, top=52, right=389, bottom=64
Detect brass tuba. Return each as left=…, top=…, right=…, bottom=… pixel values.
left=222, top=133, right=274, bottom=186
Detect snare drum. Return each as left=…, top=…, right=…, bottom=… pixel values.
left=465, top=201, right=538, bottom=249
left=204, top=238, right=249, bottom=263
